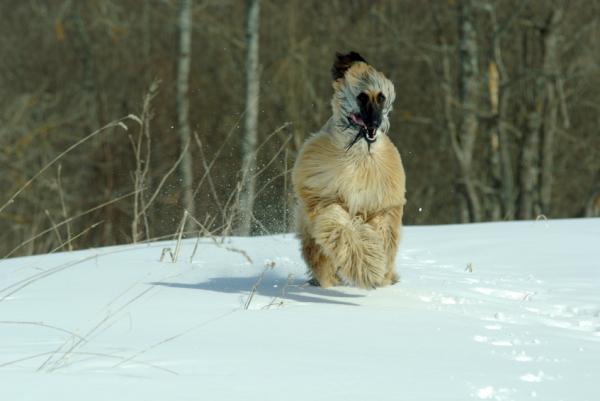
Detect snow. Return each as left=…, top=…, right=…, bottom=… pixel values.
left=1, top=218, right=599, bottom=401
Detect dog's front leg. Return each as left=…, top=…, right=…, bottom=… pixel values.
left=367, top=205, right=404, bottom=285
left=312, top=204, right=386, bottom=289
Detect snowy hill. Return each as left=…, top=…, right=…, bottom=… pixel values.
left=1, top=219, right=599, bottom=401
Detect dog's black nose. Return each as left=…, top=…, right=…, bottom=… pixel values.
left=357, top=94, right=382, bottom=131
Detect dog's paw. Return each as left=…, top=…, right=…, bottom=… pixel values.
left=307, top=278, right=321, bottom=287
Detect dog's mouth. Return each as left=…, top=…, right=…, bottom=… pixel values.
left=347, top=113, right=378, bottom=145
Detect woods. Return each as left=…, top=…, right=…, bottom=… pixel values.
left=0, top=0, right=598, bottom=257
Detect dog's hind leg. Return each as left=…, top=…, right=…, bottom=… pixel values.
left=313, top=204, right=386, bottom=289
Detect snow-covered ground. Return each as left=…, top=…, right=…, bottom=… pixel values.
left=1, top=219, right=599, bottom=401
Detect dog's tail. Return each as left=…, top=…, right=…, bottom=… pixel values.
left=313, top=204, right=385, bottom=289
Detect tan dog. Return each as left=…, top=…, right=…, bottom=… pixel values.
left=292, top=52, right=406, bottom=289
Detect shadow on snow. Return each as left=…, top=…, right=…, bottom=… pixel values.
left=150, top=272, right=365, bottom=307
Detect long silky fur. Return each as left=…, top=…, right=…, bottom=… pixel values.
left=292, top=53, right=406, bottom=289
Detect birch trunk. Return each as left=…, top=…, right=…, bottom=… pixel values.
left=176, top=0, right=195, bottom=226
left=238, top=0, right=260, bottom=236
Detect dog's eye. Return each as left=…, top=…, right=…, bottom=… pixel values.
left=356, top=92, right=368, bottom=104
left=377, top=93, right=386, bottom=103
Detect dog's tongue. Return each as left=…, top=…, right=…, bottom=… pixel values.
left=350, top=113, right=366, bottom=128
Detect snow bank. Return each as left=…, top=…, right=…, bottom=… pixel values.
left=1, top=219, right=599, bottom=401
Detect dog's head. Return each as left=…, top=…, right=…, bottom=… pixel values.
left=330, top=52, right=395, bottom=149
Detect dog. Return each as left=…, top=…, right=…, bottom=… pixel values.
left=292, top=51, right=406, bottom=289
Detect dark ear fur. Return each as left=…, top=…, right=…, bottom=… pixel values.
left=331, top=51, right=367, bottom=80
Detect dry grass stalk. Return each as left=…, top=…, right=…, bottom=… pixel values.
left=0, top=254, right=99, bottom=303
left=112, top=309, right=236, bottom=370
left=56, top=164, right=73, bottom=251
left=193, top=132, right=223, bottom=213
left=0, top=320, right=87, bottom=342
left=186, top=211, right=253, bottom=264
left=131, top=80, right=160, bottom=243
left=137, top=139, right=190, bottom=220
left=44, top=209, right=63, bottom=247
left=0, top=350, right=177, bottom=375
left=49, top=221, right=103, bottom=254
left=159, top=247, right=175, bottom=262
left=190, top=110, right=247, bottom=200
left=4, top=188, right=143, bottom=259
left=262, top=273, right=294, bottom=310
left=42, top=285, right=156, bottom=372
left=0, top=115, right=138, bottom=216
left=172, top=210, right=189, bottom=263
left=190, top=233, right=201, bottom=263
left=244, top=264, right=272, bottom=310
left=189, top=121, right=290, bottom=237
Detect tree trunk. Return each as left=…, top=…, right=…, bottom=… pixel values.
left=518, top=9, right=563, bottom=220
left=486, top=1, right=519, bottom=220
left=486, top=61, right=502, bottom=220
left=519, top=107, right=541, bottom=219
left=238, top=0, right=260, bottom=236
left=456, top=0, right=482, bottom=222
left=176, top=0, right=195, bottom=227
left=539, top=9, right=563, bottom=216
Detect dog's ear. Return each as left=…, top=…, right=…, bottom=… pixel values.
left=331, top=51, right=367, bottom=80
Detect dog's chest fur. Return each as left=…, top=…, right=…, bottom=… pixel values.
left=296, top=128, right=406, bottom=216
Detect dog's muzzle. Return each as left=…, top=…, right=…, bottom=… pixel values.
left=348, top=113, right=379, bottom=143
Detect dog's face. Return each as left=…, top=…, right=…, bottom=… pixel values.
left=330, top=52, right=396, bottom=149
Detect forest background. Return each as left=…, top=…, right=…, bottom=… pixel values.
left=1, top=0, right=598, bottom=257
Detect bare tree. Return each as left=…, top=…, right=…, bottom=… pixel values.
left=238, top=0, right=261, bottom=235
left=518, top=8, right=563, bottom=219
left=434, top=0, right=482, bottom=223
left=539, top=9, right=564, bottom=216
left=176, top=0, right=195, bottom=226
left=455, top=0, right=482, bottom=222
left=484, top=1, right=526, bottom=220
